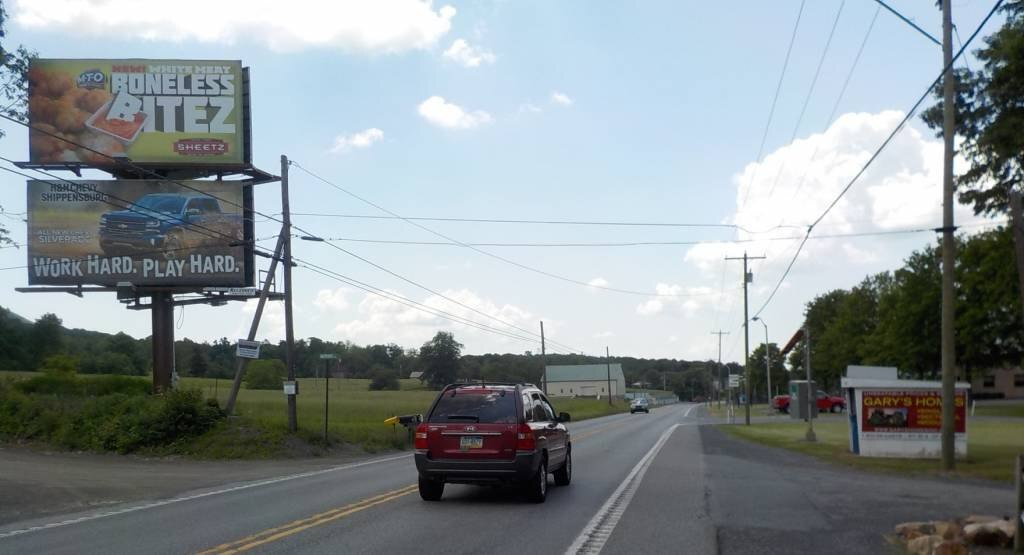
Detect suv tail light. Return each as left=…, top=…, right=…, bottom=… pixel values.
left=516, top=423, right=536, bottom=451
left=414, top=423, right=429, bottom=450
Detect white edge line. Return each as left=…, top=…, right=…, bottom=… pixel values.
left=565, top=423, right=681, bottom=555
left=0, top=453, right=410, bottom=540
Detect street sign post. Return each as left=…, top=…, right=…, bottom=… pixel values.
left=319, top=353, right=337, bottom=443
left=236, top=339, right=261, bottom=359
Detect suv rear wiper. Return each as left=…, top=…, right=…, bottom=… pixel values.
left=445, top=415, right=480, bottom=422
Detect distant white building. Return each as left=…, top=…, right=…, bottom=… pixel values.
left=545, top=364, right=626, bottom=398
left=409, top=371, right=424, bottom=380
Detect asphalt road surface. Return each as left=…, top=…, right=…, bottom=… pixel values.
left=0, top=403, right=1014, bottom=554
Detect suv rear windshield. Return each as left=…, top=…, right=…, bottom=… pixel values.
left=429, top=389, right=518, bottom=424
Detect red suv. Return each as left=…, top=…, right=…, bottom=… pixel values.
left=414, top=383, right=572, bottom=503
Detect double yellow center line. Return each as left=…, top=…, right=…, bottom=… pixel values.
left=196, top=484, right=418, bottom=554
left=197, top=410, right=658, bottom=553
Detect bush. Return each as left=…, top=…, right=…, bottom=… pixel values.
left=37, top=354, right=78, bottom=375
left=245, top=359, right=285, bottom=390
left=80, top=352, right=140, bottom=376
left=0, top=383, right=223, bottom=454
left=14, top=372, right=149, bottom=396
left=369, top=366, right=400, bottom=391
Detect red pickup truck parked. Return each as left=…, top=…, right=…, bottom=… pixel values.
left=771, top=390, right=845, bottom=413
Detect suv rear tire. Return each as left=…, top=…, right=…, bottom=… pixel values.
left=418, top=476, right=444, bottom=501
left=553, top=448, right=572, bottom=486
left=525, top=459, right=547, bottom=503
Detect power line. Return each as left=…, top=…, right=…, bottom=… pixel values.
left=740, top=0, right=807, bottom=209
left=0, top=119, right=588, bottom=353
left=766, top=0, right=846, bottom=199
left=872, top=0, right=942, bottom=46
left=751, top=0, right=1006, bottom=320
left=785, top=4, right=881, bottom=211
left=288, top=211, right=801, bottom=234
left=290, top=162, right=717, bottom=298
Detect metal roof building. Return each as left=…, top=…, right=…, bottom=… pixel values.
left=544, top=363, right=625, bottom=398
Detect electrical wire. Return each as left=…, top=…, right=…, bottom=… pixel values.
left=766, top=0, right=846, bottom=199
left=739, top=0, right=807, bottom=209
left=751, top=0, right=1005, bottom=320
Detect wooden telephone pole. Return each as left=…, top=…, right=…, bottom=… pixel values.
left=726, top=252, right=765, bottom=425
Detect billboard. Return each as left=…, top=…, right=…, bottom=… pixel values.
left=861, top=389, right=966, bottom=435
left=28, top=59, right=248, bottom=166
left=26, top=180, right=253, bottom=287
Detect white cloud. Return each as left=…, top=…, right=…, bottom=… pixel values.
left=14, top=0, right=456, bottom=53
left=684, top=111, right=977, bottom=277
left=314, top=288, right=351, bottom=312
left=331, top=289, right=533, bottom=346
left=519, top=103, right=542, bottom=114
left=442, top=38, right=496, bottom=67
left=417, top=96, right=493, bottom=129
left=237, top=299, right=286, bottom=342
left=586, top=277, right=609, bottom=294
left=329, top=128, right=384, bottom=154
left=550, top=91, right=573, bottom=106
left=635, top=283, right=731, bottom=317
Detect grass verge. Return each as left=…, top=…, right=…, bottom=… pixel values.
left=1, top=372, right=630, bottom=458
left=972, top=401, right=1024, bottom=418
left=720, top=419, right=1024, bottom=483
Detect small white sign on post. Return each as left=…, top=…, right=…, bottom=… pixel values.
left=319, top=354, right=337, bottom=360
left=283, top=380, right=298, bottom=396
left=236, top=339, right=261, bottom=359
left=728, top=374, right=741, bottom=389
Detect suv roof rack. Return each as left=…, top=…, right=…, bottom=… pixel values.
left=441, top=381, right=537, bottom=391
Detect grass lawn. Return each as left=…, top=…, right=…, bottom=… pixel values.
left=972, top=401, right=1024, bottom=418
left=705, top=402, right=774, bottom=419
left=720, top=419, right=1024, bottom=483
left=2, top=372, right=629, bottom=456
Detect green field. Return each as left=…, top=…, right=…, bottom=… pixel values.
left=705, top=402, right=774, bottom=419
left=972, top=401, right=1024, bottom=418
left=1, top=372, right=629, bottom=457
left=721, top=419, right=1024, bottom=483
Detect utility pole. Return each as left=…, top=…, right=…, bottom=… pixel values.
left=804, top=325, right=816, bottom=442
left=540, top=321, right=547, bottom=395
left=940, top=0, right=956, bottom=471
left=282, top=155, right=297, bottom=433
left=726, top=252, right=765, bottom=425
left=711, top=331, right=729, bottom=408
left=606, top=346, right=612, bottom=406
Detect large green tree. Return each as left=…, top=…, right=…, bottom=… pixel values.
left=418, top=331, right=463, bottom=389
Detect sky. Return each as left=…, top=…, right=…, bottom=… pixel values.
left=0, top=0, right=1008, bottom=364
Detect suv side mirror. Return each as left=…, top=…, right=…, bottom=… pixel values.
left=558, top=412, right=571, bottom=423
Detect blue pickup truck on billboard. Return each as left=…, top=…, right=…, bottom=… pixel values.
left=99, top=193, right=243, bottom=258
left=26, top=180, right=251, bottom=287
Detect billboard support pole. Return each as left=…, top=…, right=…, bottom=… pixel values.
left=151, top=292, right=174, bottom=393
left=282, top=155, right=298, bottom=433
left=224, top=232, right=286, bottom=415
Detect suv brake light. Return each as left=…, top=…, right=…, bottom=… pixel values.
left=414, top=423, right=429, bottom=450
left=516, top=423, right=536, bottom=451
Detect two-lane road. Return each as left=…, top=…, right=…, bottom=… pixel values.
left=0, top=403, right=710, bottom=554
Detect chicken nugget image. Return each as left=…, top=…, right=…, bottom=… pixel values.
left=29, top=95, right=59, bottom=124
left=42, top=71, right=74, bottom=99
left=77, top=89, right=111, bottom=113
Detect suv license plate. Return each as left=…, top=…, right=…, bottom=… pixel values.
left=460, top=436, right=483, bottom=450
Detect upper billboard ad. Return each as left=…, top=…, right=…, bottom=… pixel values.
left=28, top=59, right=247, bottom=166
left=26, top=179, right=252, bottom=287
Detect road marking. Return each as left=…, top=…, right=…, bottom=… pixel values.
left=197, top=485, right=418, bottom=554
left=0, top=453, right=410, bottom=541
left=565, top=423, right=681, bottom=555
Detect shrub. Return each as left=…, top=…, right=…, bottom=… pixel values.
left=245, top=359, right=285, bottom=390
left=14, top=373, right=149, bottom=396
left=37, top=354, right=78, bottom=375
left=369, top=366, right=400, bottom=391
left=80, top=352, right=140, bottom=376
